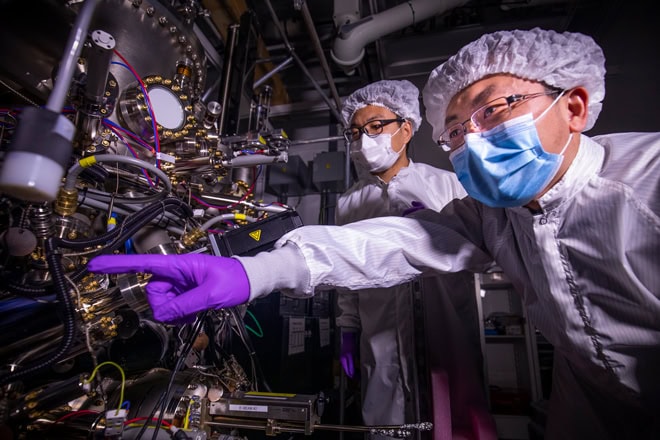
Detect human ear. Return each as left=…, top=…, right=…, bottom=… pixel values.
left=401, top=120, right=413, bottom=144
left=566, top=87, right=589, bottom=132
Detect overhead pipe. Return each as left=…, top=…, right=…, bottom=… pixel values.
left=263, top=0, right=345, bottom=126
left=331, top=0, right=468, bottom=74
left=218, top=24, right=239, bottom=136
left=253, top=56, right=294, bottom=89
left=297, top=0, right=344, bottom=115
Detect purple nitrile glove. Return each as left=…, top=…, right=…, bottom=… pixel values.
left=87, top=253, right=250, bottom=324
left=340, top=332, right=357, bottom=378
left=402, top=200, right=426, bottom=217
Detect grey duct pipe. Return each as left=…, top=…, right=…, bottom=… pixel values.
left=331, top=0, right=468, bottom=73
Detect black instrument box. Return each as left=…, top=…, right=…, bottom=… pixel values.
left=209, top=209, right=303, bottom=257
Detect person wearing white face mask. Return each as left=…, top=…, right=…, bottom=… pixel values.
left=335, top=80, right=495, bottom=439
left=89, top=28, right=660, bottom=439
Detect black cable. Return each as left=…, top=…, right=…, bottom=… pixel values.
left=230, top=307, right=272, bottom=392
left=133, top=311, right=208, bottom=440
left=0, top=237, right=75, bottom=386
left=3, top=197, right=192, bottom=296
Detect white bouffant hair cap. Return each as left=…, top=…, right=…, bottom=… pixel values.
left=422, top=27, right=606, bottom=141
left=342, top=79, right=422, bottom=132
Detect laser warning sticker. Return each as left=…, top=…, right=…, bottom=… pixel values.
left=210, top=210, right=303, bottom=257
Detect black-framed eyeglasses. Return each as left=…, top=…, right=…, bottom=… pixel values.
left=343, top=118, right=404, bottom=142
left=436, top=90, right=562, bottom=152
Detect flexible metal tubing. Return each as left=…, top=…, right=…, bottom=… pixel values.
left=65, top=154, right=172, bottom=204
left=79, top=195, right=186, bottom=236
left=199, top=213, right=258, bottom=231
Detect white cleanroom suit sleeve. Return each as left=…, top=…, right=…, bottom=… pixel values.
left=238, top=132, right=660, bottom=440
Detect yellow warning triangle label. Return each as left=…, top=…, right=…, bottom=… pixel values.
left=249, top=230, right=262, bottom=241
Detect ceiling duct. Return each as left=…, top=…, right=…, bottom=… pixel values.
left=330, top=0, right=469, bottom=74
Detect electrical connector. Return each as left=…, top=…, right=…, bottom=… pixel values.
left=104, top=408, right=128, bottom=436
left=169, top=425, right=192, bottom=440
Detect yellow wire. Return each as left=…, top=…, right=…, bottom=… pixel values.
left=85, top=361, right=126, bottom=414
left=183, top=402, right=191, bottom=430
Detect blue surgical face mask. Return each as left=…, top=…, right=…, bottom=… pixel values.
left=449, top=93, right=571, bottom=207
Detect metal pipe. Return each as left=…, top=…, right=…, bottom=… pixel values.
left=47, top=0, right=101, bottom=112
left=343, top=137, right=352, bottom=191
left=331, top=0, right=468, bottom=72
left=218, top=24, right=240, bottom=136
left=298, top=0, right=344, bottom=114
left=290, top=135, right=344, bottom=146
left=263, top=0, right=345, bottom=126
left=253, top=56, right=294, bottom=89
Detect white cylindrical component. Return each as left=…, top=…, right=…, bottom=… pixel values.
left=223, top=152, right=288, bottom=167
left=0, top=104, right=75, bottom=202
left=0, top=152, right=65, bottom=202
left=331, top=0, right=468, bottom=71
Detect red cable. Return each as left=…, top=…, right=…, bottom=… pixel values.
left=124, top=416, right=172, bottom=427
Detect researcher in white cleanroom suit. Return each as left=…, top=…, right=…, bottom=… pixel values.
left=335, top=79, right=495, bottom=439
left=90, top=28, right=660, bottom=440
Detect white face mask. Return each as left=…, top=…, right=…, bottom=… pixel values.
left=350, top=126, right=404, bottom=173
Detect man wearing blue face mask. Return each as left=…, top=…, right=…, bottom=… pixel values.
left=336, top=80, right=495, bottom=439
left=89, top=28, right=660, bottom=439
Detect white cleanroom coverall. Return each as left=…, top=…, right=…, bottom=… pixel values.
left=239, top=132, right=660, bottom=439
left=336, top=160, right=493, bottom=439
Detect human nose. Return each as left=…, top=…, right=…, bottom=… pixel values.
left=463, top=118, right=479, bottom=134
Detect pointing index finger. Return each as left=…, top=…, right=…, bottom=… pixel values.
left=87, top=254, right=175, bottom=275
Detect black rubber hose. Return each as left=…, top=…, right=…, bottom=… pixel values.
left=0, top=237, right=76, bottom=386
left=2, top=197, right=192, bottom=296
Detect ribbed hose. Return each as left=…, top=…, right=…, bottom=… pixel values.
left=0, top=238, right=76, bottom=386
